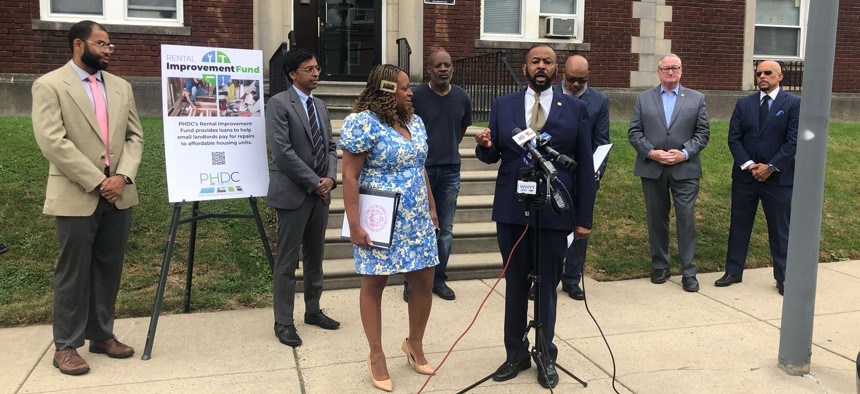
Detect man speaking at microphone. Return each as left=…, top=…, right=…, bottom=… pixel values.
left=474, top=44, right=596, bottom=389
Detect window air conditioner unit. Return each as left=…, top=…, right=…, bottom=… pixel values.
left=542, top=17, right=576, bottom=38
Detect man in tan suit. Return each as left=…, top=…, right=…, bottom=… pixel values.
left=32, top=20, right=143, bottom=375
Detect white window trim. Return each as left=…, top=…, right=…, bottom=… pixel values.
left=481, top=0, right=585, bottom=43
left=39, top=0, right=184, bottom=27
left=753, top=0, right=808, bottom=61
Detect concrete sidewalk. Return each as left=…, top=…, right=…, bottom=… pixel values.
left=3, top=261, right=859, bottom=393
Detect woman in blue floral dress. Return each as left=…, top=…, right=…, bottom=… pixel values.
left=339, top=64, right=439, bottom=391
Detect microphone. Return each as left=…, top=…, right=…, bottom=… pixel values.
left=537, top=133, right=577, bottom=172
left=512, top=128, right=557, bottom=179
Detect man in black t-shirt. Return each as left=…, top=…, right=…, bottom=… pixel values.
left=403, top=48, right=472, bottom=302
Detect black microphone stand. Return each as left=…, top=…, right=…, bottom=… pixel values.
left=459, top=161, right=586, bottom=393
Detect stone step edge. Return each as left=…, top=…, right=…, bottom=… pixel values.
left=295, top=252, right=504, bottom=290
left=324, top=223, right=497, bottom=242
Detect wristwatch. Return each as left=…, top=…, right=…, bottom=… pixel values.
left=120, top=175, right=133, bottom=185
left=766, top=164, right=777, bottom=173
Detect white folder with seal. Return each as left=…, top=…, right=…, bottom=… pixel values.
left=341, top=188, right=400, bottom=248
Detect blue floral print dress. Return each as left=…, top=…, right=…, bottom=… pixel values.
left=338, top=110, right=440, bottom=275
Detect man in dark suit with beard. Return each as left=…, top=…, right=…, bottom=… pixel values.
left=475, top=44, right=596, bottom=389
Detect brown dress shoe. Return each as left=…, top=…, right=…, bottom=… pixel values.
left=89, top=338, right=135, bottom=358
left=53, top=348, right=90, bottom=375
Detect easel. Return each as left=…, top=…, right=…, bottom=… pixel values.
left=141, top=197, right=275, bottom=360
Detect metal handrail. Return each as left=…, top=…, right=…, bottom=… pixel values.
left=396, top=37, right=412, bottom=75
left=453, top=50, right=524, bottom=122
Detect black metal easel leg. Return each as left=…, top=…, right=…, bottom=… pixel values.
left=248, top=197, right=275, bottom=272
left=142, top=203, right=184, bottom=360
left=183, top=201, right=200, bottom=313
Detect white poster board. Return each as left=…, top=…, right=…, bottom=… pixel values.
left=160, top=44, right=269, bottom=202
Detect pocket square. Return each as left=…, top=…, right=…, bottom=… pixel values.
left=775, top=109, right=785, bottom=117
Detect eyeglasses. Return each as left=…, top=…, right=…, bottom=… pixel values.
left=755, top=70, right=774, bottom=77
left=431, top=62, right=452, bottom=69
left=565, top=76, right=588, bottom=84
left=299, top=66, right=322, bottom=73
left=86, top=40, right=116, bottom=53
left=658, top=66, right=681, bottom=73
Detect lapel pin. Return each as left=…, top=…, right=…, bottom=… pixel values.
left=556, top=101, right=562, bottom=107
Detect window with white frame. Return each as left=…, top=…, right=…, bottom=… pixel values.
left=754, top=0, right=807, bottom=59
left=41, top=0, right=183, bottom=26
left=482, top=0, right=584, bottom=41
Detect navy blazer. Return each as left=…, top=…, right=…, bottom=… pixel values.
left=476, top=89, right=596, bottom=231
left=727, top=89, right=800, bottom=186
left=553, top=83, right=611, bottom=177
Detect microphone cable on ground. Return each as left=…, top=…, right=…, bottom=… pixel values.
left=415, top=224, right=530, bottom=394
left=559, top=182, right=620, bottom=394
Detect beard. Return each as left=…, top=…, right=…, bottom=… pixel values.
left=430, top=73, right=450, bottom=88
left=81, top=45, right=108, bottom=71
left=526, top=69, right=556, bottom=92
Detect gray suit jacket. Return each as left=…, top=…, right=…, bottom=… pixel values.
left=628, top=85, right=710, bottom=180
left=265, top=86, right=337, bottom=210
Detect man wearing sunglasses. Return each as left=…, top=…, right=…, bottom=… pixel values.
left=628, top=53, right=710, bottom=293
left=550, top=55, right=610, bottom=301
left=716, top=60, right=800, bottom=296
left=32, top=20, right=143, bottom=375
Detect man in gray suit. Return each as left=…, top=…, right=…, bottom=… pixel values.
left=266, top=47, right=340, bottom=347
left=628, top=53, right=710, bottom=292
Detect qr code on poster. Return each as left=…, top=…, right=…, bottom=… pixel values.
left=211, top=151, right=226, bottom=165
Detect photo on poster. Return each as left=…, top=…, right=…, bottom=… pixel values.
left=218, top=79, right=262, bottom=117
left=165, top=77, right=217, bottom=117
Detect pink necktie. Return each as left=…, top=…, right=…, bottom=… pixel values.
left=87, top=75, right=109, bottom=167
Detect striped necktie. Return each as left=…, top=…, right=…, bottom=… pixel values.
left=306, top=98, right=327, bottom=177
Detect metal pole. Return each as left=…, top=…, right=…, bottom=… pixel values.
left=777, top=0, right=840, bottom=375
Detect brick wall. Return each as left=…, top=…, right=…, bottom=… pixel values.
left=0, top=0, right=253, bottom=78
left=422, top=0, right=638, bottom=89
left=835, top=2, right=860, bottom=93
left=662, top=0, right=746, bottom=91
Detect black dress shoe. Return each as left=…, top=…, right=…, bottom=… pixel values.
left=304, top=310, right=340, bottom=330
left=650, top=269, right=670, bottom=284
left=682, top=276, right=700, bottom=292
left=537, top=362, right=559, bottom=389
left=274, top=323, right=302, bottom=347
left=403, top=285, right=410, bottom=302
left=567, top=284, right=585, bottom=300
left=432, top=283, right=456, bottom=300
left=527, top=284, right=536, bottom=300
left=777, top=280, right=784, bottom=295
left=491, top=357, right=531, bottom=382
left=714, top=272, right=743, bottom=287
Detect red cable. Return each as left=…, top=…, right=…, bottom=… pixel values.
left=415, top=224, right=530, bottom=394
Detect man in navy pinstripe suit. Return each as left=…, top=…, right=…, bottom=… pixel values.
left=715, top=60, right=800, bottom=295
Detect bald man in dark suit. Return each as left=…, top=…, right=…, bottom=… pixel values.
left=716, top=60, right=800, bottom=296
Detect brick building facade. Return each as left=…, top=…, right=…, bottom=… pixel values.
left=422, top=0, right=860, bottom=93
left=0, top=0, right=253, bottom=77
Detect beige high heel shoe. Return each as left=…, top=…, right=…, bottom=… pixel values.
left=366, top=357, right=393, bottom=392
left=401, top=338, right=435, bottom=375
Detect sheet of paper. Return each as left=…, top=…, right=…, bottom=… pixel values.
left=593, top=143, right=613, bottom=173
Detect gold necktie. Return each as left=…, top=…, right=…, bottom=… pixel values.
left=530, top=91, right=545, bottom=132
